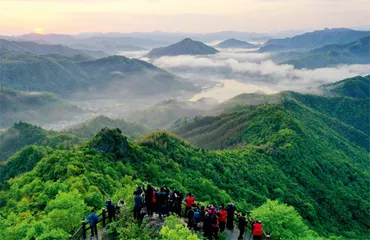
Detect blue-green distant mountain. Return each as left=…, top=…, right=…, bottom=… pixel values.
left=146, top=38, right=219, bottom=58
left=321, top=75, right=370, bottom=99
left=0, top=50, right=195, bottom=97
left=258, top=44, right=288, bottom=53
left=215, top=38, right=260, bottom=49
left=262, top=28, right=370, bottom=52
left=0, top=38, right=108, bottom=59
left=283, top=36, right=370, bottom=68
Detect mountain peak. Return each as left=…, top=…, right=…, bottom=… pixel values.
left=216, top=38, right=259, bottom=49
left=146, top=38, right=219, bottom=58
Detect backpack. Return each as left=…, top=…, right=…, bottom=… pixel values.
left=194, top=211, right=200, bottom=222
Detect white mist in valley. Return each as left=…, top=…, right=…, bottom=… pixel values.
left=150, top=48, right=370, bottom=101
left=189, top=79, right=277, bottom=102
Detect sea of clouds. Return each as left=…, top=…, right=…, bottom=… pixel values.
left=134, top=48, right=370, bottom=94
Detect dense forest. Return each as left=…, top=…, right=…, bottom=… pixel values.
left=0, top=75, right=369, bottom=239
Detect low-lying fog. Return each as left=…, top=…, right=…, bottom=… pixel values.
left=43, top=47, right=370, bottom=130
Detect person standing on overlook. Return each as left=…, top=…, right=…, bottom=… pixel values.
left=217, top=204, right=227, bottom=232
left=134, top=191, right=143, bottom=220
left=145, top=184, right=153, bottom=217
left=252, top=220, right=264, bottom=240
left=184, top=193, right=195, bottom=217
left=237, top=212, right=248, bottom=239
left=156, top=187, right=170, bottom=220
left=87, top=209, right=99, bottom=238
left=225, top=203, right=236, bottom=230
left=105, top=199, right=115, bottom=223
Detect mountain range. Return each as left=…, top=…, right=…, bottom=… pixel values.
left=0, top=50, right=196, bottom=98
left=0, top=38, right=108, bottom=59
left=146, top=38, right=219, bottom=58
left=282, top=36, right=370, bottom=68
left=215, top=38, right=260, bottom=49
left=262, top=28, right=370, bottom=52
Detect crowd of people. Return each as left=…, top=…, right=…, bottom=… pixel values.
left=132, top=184, right=270, bottom=240
left=84, top=184, right=270, bottom=239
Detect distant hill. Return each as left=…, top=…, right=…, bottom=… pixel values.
left=283, top=36, right=370, bottom=68
left=146, top=38, right=219, bottom=58
left=128, top=98, right=218, bottom=129
left=64, top=115, right=150, bottom=139
left=0, top=122, right=83, bottom=162
left=0, top=88, right=83, bottom=128
left=0, top=38, right=108, bottom=59
left=215, top=38, right=260, bottom=49
left=0, top=50, right=90, bottom=96
left=78, top=55, right=196, bottom=95
left=14, top=33, right=165, bottom=53
left=262, top=28, right=370, bottom=51
left=258, top=44, right=288, bottom=53
left=321, top=75, right=370, bottom=98
left=0, top=51, right=196, bottom=97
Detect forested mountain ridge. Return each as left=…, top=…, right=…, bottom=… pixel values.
left=0, top=123, right=368, bottom=239
left=283, top=36, right=370, bottom=68
left=0, top=122, right=84, bottom=162
left=0, top=88, right=82, bottom=128
left=146, top=38, right=219, bottom=58
left=321, top=75, right=370, bottom=98
left=0, top=51, right=195, bottom=97
left=171, top=91, right=369, bottom=149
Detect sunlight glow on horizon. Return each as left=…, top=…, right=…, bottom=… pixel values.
left=34, top=28, right=45, bottom=35
left=0, top=0, right=369, bottom=35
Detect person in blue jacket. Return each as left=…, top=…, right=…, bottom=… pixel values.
left=87, top=209, right=99, bottom=237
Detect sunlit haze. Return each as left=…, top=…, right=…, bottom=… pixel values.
left=1, top=0, right=369, bottom=35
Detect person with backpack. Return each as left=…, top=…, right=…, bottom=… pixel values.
left=217, top=204, right=227, bottom=232
left=134, top=191, right=143, bottom=220
left=193, top=206, right=201, bottom=230
left=184, top=193, right=195, bottom=217
left=157, top=187, right=169, bottom=220
left=225, top=203, right=236, bottom=230
left=252, top=220, right=264, bottom=240
left=105, top=199, right=115, bottom=223
left=187, top=203, right=196, bottom=229
left=237, top=212, right=248, bottom=240
left=87, top=209, right=99, bottom=237
left=145, top=184, right=153, bottom=217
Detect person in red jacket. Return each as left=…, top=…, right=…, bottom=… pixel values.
left=184, top=193, right=195, bottom=217
left=217, top=204, right=227, bottom=232
left=252, top=220, right=264, bottom=240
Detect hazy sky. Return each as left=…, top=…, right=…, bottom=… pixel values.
left=1, top=0, right=369, bottom=35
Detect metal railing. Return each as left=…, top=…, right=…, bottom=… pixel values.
left=70, top=208, right=116, bottom=240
